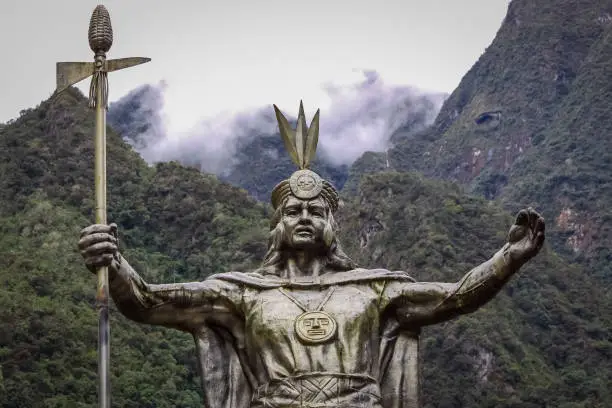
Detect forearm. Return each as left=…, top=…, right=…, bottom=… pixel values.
left=107, top=253, right=164, bottom=323
left=107, top=254, right=235, bottom=330
left=391, top=245, right=521, bottom=327
left=443, top=244, right=518, bottom=313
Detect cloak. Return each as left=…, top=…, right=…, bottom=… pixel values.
left=194, top=269, right=421, bottom=408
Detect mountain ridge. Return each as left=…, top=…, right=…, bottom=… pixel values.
left=349, top=0, right=612, bottom=285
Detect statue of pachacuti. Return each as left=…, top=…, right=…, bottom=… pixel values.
left=79, top=102, right=545, bottom=408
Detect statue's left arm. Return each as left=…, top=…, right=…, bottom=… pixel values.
left=385, top=208, right=545, bottom=326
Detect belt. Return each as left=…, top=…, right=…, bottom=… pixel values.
left=251, top=373, right=382, bottom=408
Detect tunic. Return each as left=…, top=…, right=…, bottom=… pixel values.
left=242, top=284, right=387, bottom=406
left=188, top=269, right=427, bottom=408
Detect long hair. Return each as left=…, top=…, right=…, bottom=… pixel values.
left=260, top=198, right=356, bottom=275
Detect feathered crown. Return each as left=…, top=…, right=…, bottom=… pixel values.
left=271, top=101, right=339, bottom=212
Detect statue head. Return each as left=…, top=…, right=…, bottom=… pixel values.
left=270, top=101, right=339, bottom=214
left=261, top=102, right=355, bottom=273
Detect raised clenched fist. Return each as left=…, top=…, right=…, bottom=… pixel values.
left=506, top=207, right=545, bottom=266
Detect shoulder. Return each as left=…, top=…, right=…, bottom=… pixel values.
left=206, top=270, right=284, bottom=289
left=321, top=268, right=416, bottom=285
left=359, top=268, right=415, bottom=280
left=205, top=269, right=416, bottom=289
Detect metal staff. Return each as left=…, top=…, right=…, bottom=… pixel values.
left=55, top=5, right=150, bottom=407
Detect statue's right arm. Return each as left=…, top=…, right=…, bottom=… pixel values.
left=108, top=254, right=241, bottom=331
left=79, top=223, right=242, bottom=332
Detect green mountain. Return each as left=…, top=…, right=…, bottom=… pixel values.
left=0, top=89, right=269, bottom=407
left=340, top=172, right=611, bottom=407
left=107, top=92, right=350, bottom=202
left=0, top=85, right=610, bottom=407
left=350, top=0, right=612, bottom=285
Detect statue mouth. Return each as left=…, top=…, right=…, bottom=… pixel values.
left=295, top=227, right=315, bottom=237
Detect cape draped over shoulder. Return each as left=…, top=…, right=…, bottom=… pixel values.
left=195, top=269, right=421, bottom=408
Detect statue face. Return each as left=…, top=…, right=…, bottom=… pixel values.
left=281, top=196, right=328, bottom=249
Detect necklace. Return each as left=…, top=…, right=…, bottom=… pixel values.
left=278, top=287, right=337, bottom=345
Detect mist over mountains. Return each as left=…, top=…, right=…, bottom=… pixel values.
left=108, top=70, right=446, bottom=179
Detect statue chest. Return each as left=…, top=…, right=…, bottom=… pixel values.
left=242, top=284, right=382, bottom=347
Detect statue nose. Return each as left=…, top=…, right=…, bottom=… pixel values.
left=312, top=319, right=321, bottom=328
left=298, top=209, right=311, bottom=223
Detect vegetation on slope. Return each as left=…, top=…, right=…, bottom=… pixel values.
left=0, top=90, right=269, bottom=407
left=340, top=172, right=611, bottom=407
left=1, top=90, right=610, bottom=406
left=359, top=0, right=612, bottom=295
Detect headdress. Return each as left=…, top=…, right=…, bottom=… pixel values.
left=271, top=101, right=339, bottom=212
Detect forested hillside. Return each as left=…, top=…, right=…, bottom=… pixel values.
left=366, top=0, right=612, bottom=283
left=340, top=173, right=611, bottom=407
left=0, top=89, right=269, bottom=407
left=0, top=86, right=610, bottom=407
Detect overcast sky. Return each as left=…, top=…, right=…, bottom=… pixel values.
left=1, top=0, right=509, bottom=132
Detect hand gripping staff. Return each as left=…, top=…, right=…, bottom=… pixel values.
left=55, top=5, right=150, bottom=407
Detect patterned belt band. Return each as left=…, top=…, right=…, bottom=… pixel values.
left=251, top=373, right=382, bottom=408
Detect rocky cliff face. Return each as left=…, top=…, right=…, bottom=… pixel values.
left=390, top=0, right=611, bottom=182
left=369, top=0, right=612, bottom=271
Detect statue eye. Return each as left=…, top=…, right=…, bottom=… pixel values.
left=310, top=208, right=324, bottom=217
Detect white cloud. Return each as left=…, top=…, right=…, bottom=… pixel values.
left=111, top=70, right=446, bottom=174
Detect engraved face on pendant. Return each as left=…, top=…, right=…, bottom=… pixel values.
left=295, top=311, right=337, bottom=344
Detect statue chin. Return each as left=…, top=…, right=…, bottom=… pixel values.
left=285, top=234, right=325, bottom=252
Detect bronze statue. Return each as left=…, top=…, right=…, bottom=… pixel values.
left=79, top=102, right=545, bottom=408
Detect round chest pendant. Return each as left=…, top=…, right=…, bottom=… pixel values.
left=294, top=311, right=337, bottom=344
left=289, top=169, right=323, bottom=199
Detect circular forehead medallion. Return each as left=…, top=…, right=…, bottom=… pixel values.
left=294, top=311, right=337, bottom=344
left=289, top=169, right=323, bottom=199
